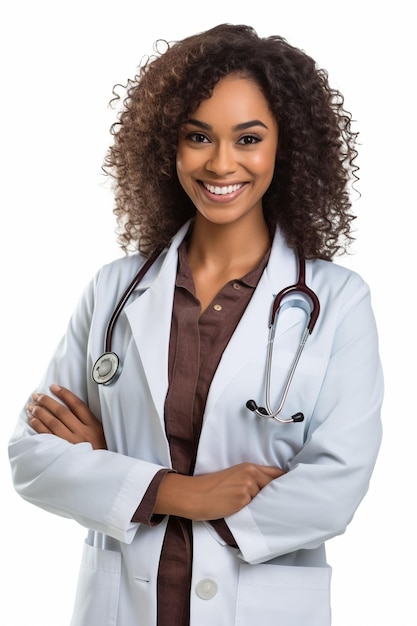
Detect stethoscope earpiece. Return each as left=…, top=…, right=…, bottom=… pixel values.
left=92, top=352, right=121, bottom=385
left=247, top=400, right=305, bottom=423
left=246, top=400, right=268, bottom=415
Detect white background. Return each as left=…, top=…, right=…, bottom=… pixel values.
left=1, top=1, right=415, bottom=624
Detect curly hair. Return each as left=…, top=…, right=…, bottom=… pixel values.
left=104, top=23, right=359, bottom=260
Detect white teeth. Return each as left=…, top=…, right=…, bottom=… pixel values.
left=204, top=183, right=243, bottom=195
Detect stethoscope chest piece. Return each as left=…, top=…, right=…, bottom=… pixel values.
left=92, top=352, right=121, bottom=385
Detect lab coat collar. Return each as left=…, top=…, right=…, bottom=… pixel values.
left=129, top=220, right=192, bottom=292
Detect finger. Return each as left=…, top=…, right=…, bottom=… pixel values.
left=49, top=384, right=95, bottom=425
left=27, top=402, right=73, bottom=439
left=245, top=465, right=285, bottom=490
left=255, top=463, right=285, bottom=474
left=30, top=393, right=91, bottom=440
left=27, top=409, right=52, bottom=434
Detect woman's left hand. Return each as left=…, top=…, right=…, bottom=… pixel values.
left=27, top=384, right=107, bottom=450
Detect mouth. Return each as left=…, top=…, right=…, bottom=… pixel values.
left=201, top=182, right=246, bottom=196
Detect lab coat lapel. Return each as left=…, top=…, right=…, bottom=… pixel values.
left=205, top=229, right=298, bottom=414
left=124, top=222, right=190, bottom=422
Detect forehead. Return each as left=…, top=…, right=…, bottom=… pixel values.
left=191, top=75, right=275, bottom=124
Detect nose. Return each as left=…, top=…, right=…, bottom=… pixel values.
left=205, top=142, right=237, bottom=175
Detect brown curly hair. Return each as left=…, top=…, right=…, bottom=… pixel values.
left=104, top=23, right=358, bottom=260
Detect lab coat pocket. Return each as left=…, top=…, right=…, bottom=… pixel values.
left=235, top=563, right=332, bottom=626
left=70, top=539, right=121, bottom=626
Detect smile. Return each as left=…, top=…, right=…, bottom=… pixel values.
left=203, top=182, right=244, bottom=195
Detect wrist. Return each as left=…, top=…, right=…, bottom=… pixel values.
left=154, top=473, right=195, bottom=518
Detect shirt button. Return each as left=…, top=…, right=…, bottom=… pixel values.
left=195, top=578, right=218, bottom=600
left=232, top=282, right=241, bottom=290
left=213, top=304, right=222, bottom=311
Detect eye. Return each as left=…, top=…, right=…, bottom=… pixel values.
left=186, top=132, right=211, bottom=143
left=238, top=134, right=261, bottom=145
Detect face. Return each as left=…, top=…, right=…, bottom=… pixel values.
left=176, top=74, right=279, bottom=228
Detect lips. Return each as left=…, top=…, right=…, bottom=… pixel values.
left=202, top=182, right=245, bottom=195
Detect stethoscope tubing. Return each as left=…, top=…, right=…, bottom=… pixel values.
left=104, top=249, right=162, bottom=353
left=246, top=257, right=320, bottom=423
left=269, top=257, right=320, bottom=331
left=264, top=326, right=309, bottom=420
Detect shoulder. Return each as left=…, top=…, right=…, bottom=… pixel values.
left=101, top=252, right=148, bottom=273
left=89, top=253, right=152, bottom=306
left=92, top=248, right=172, bottom=302
left=310, top=258, right=373, bottom=322
left=94, top=221, right=190, bottom=289
left=97, top=253, right=147, bottom=281
left=311, top=257, right=369, bottom=292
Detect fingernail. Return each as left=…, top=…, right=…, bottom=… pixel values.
left=50, top=384, right=61, bottom=393
left=31, top=393, right=40, bottom=401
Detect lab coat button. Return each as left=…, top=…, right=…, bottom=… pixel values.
left=195, top=578, right=218, bottom=600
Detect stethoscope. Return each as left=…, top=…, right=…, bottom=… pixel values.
left=91, top=249, right=162, bottom=386
left=92, top=251, right=320, bottom=425
left=246, top=256, right=320, bottom=423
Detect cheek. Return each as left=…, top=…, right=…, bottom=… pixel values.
left=253, top=152, right=277, bottom=182
left=175, top=153, right=187, bottom=186
left=251, top=141, right=277, bottom=172
left=176, top=152, right=196, bottom=198
left=266, top=146, right=278, bottom=178
left=176, top=148, right=197, bottom=178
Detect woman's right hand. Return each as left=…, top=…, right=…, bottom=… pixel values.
left=27, top=384, right=107, bottom=451
left=154, top=463, right=285, bottom=521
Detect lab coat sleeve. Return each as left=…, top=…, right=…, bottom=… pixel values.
left=8, top=270, right=169, bottom=545
left=226, top=275, right=383, bottom=564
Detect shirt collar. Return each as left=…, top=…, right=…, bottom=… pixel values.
left=176, top=237, right=271, bottom=291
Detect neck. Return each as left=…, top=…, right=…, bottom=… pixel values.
left=187, top=214, right=271, bottom=273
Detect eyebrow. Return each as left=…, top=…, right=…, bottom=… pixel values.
left=184, top=118, right=269, bottom=131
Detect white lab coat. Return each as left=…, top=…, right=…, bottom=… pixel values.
left=8, top=221, right=383, bottom=626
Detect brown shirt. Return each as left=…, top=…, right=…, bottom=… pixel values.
left=133, top=238, right=269, bottom=625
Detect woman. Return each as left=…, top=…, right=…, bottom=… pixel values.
left=8, top=24, right=383, bottom=626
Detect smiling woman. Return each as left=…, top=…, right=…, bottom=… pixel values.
left=8, top=23, right=383, bottom=626
left=176, top=75, right=279, bottom=310
left=176, top=75, right=279, bottom=226
left=101, top=24, right=358, bottom=260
